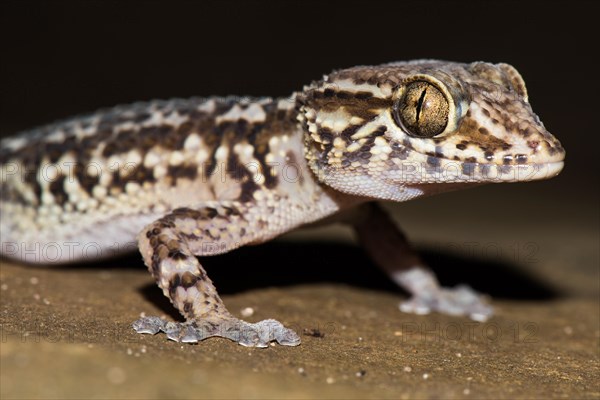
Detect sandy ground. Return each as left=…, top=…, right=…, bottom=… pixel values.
left=1, top=184, right=599, bottom=399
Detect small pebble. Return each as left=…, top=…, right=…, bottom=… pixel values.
left=422, top=373, right=430, bottom=380
left=240, top=307, right=254, bottom=317
left=355, top=370, right=367, bottom=378
left=0, top=284, right=7, bottom=291
left=29, top=277, right=39, bottom=285
left=326, top=377, right=335, bottom=384
left=403, top=366, right=412, bottom=372
left=463, top=388, right=471, bottom=395
left=563, top=326, right=573, bottom=335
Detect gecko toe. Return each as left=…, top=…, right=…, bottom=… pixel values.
left=399, top=285, right=493, bottom=322
left=219, top=318, right=301, bottom=347
left=133, top=316, right=167, bottom=335
left=131, top=316, right=301, bottom=347
left=250, top=319, right=302, bottom=347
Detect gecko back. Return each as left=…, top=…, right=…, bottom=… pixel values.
left=0, top=97, right=306, bottom=263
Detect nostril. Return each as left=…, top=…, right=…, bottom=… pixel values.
left=545, top=139, right=565, bottom=158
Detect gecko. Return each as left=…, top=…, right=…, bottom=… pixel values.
left=0, top=60, right=565, bottom=347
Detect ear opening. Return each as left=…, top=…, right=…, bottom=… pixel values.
left=497, top=63, right=529, bottom=102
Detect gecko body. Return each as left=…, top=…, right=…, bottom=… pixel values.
left=0, top=61, right=564, bottom=347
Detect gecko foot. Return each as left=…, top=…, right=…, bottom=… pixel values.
left=394, top=267, right=493, bottom=322
left=399, top=284, right=493, bottom=322
left=133, top=316, right=301, bottom=347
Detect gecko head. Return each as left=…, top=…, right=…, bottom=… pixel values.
left=298, top=60, right=565, bottom=201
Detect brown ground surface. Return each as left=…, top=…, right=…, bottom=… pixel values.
left=1, top=184, right=599, bottom=399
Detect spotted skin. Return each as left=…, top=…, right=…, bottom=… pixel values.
left=0, top=60, right=564, bottom=346
left=300, top=60, right=563, bottom=200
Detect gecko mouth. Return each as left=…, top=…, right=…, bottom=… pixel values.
left=397, top=159, right=565, bottom=184
left=481, top=160, right=564, bottom=183
left=455, top=160, right=564, bottom=183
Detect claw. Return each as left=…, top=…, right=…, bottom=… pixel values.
left=132, top=316, right=301, bottom=347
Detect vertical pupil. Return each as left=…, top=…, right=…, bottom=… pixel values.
left=395, top=80, right=449, bottom=138
left=415, top=88, right=427, bottom=124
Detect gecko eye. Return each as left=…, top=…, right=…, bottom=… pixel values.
left=393, top=80, right=450, bottom=138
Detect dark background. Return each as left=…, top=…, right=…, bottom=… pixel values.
left=0, top=0, right=597, bottom=233
left=0, top=0, right=597, bottom=191
left=0, top=1, right=597, bottom=191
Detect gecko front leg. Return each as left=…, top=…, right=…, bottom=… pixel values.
left=133, top=204, right=301, bottom=347
left=353, top=203, right=493, bottom=322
